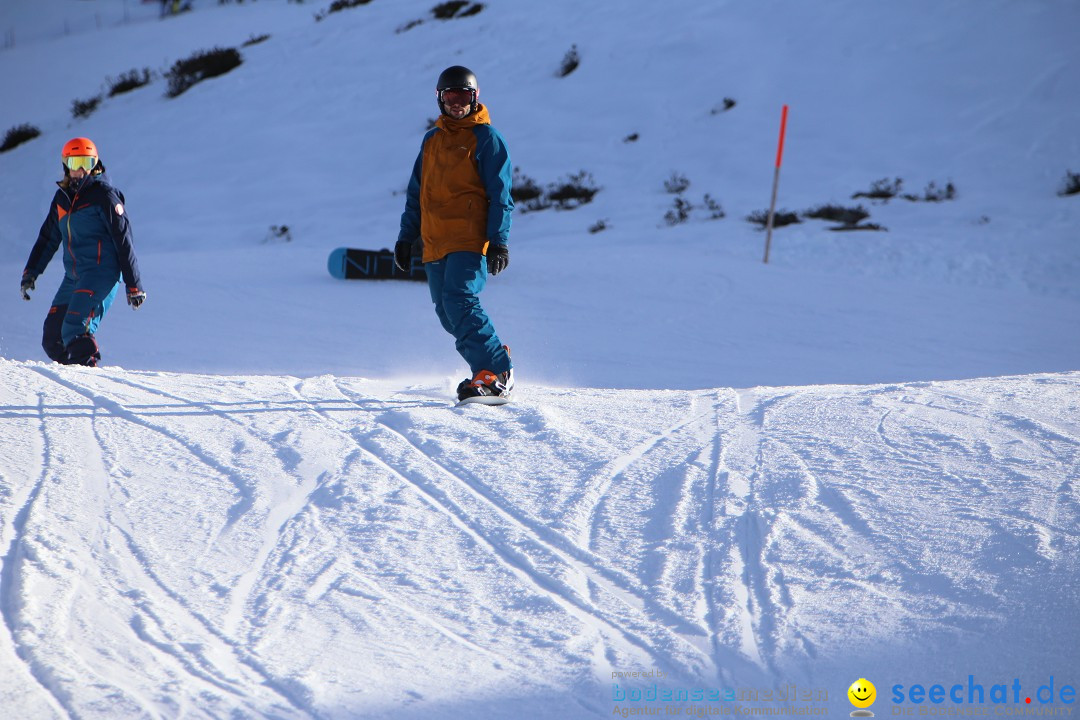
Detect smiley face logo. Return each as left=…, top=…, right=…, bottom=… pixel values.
left=848, top=678, right=876, bottom=709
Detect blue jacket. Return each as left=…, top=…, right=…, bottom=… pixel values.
left=25, top=171, right=143, bottom=292
left=399, top=103, right=513, bottom=263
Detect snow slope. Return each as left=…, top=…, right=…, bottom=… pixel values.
left=0, top=0, right=1079, bottom=717
left=0, top=0, right=1078, bottom=386
left=1, top=361, right=1077, bottom=718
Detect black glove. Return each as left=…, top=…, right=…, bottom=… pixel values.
left=20, top=272, right=36, bottom=301
left=394, top=239, right=414, bottom=273
left=487, top=243, right=509, bottom=276
left=127, top=286, right=146, bottom=309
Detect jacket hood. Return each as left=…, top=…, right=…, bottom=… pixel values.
left=436, top=103, right=491, bottom=132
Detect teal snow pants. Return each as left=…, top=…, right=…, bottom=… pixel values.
left=426, top=251, right=511, bottom=377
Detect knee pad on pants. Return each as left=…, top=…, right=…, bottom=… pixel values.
left=42, top=305, right=68, bottom=363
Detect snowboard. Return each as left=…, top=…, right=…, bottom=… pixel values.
left=327, top=247, right=426, bottom=281
left=455, top=395, right=512, bottom=407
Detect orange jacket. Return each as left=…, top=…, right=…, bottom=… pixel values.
left=399, top=103, right=513, bottom=263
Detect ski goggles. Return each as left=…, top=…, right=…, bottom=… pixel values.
left=64, top=155, right=98, bottom=172
left=439, top=88, right=475, bottom=106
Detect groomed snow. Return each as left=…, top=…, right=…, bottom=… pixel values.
left=0, top=0, right=1078, bottom=717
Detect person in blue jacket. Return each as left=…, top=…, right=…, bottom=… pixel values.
left=21, top=137, right=145, bottom=367
left=394, top=66, right=515, bottom=402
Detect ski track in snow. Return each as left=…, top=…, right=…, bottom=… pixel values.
left=0, top=380, right=71, bottom=720
left=23, top=366, right=317, bottom=718
left=0, top=362, right=1078, bottom=717
left=315, top=379, right=715, bottom=678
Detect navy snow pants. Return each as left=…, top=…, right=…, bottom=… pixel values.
left=43, top=272, right=120, bottom=366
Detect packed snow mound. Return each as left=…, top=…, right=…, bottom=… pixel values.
left=1, top=0, right=1079, bottom=387
left=1, top=359, right=1077, bottom=718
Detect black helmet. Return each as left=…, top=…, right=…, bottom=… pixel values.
left=436, top=65, right=479, bottom=116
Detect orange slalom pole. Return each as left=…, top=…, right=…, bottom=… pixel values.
left=763, top=104, right=789, bottom=264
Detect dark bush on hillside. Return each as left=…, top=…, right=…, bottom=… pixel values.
left=396, top=19, right=424, bottom=33
left=108, top=68, right=152, bottom=97
left=242, top=33, right=271, bottom=47
left=898, top=180, right=959, bottom=202
left=802, top=203, right=885, bottom=231
left=558, top=45, right=580, bottom=78
left=664, top=172, right=690, bottom=194
left=315, top=0, right=373, bottom=21
left=803, top=203, right=870, bottom=227
left=710, top=97, right=737, bottom=114
left=664, top=197, right=693, bottom=226
left=703, top=194, right=725, bottom=220
left=511, top=167, right=547, bottom=211
left=852, top=177, right=903, bottom=202
left=901, top=180, right=956, bottom=202
left=432, top=1, right=483, bottom=19
left=72, top=95, right=103, bottom=119
left=831, top=222, right=887, bottom=232
left=1059, top=171, right=1080, bottom=197
left=746, top=209, right=801, bottom=229
left=623, top=132, right=639, bottom=143
left=547, top=170, right=599, bottom=209
left=663, top=194, right=724, bottom=226
left=512, top=169, right=599, bottom=213
left=588, top=219, right=609, bottom=234
left=0, top=123, right=41, bottom=153
left=265, top=224, right=292, bottom=243
left=165, top=47, right=242, bottom=98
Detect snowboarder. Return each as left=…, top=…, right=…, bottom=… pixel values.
left=21, top=137, right=146, bottom=367
left=395, top=65, right=515, bottom=402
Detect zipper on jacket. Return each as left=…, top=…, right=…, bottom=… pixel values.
left=61, top=186, right=79, bottom=278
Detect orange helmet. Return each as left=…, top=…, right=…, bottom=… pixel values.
left=62, top=137, right=98, bottom=159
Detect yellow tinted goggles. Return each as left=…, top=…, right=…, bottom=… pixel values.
left=64, top=155, right=97, bottom=172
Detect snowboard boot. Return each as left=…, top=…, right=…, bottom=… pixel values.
left=64, top=334, right=101, bottom=367
left=457, top=367, right=514, bottom=401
